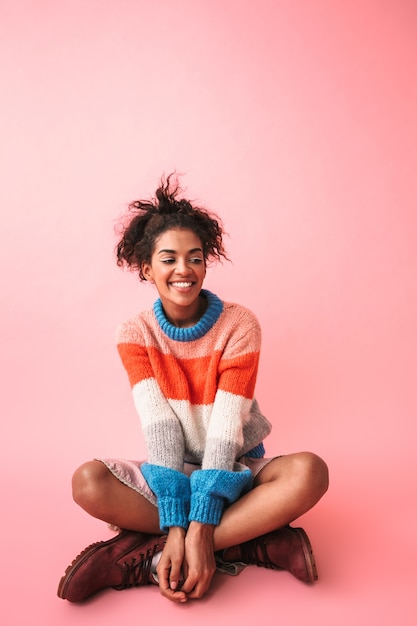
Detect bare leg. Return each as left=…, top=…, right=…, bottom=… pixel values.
left=214, top=452, right=328, bottom=551
left=72, top=451, right=328, bottom=551
left=72, top=461, right=161, bottom=534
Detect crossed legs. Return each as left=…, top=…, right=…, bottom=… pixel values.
left=72, top=452, right=329, bottom=551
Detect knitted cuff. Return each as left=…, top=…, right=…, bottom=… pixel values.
left=141, top=463, right=191, bottom=533
left=157, top=496, right=190, bottom=533
left=189, top=492, right=225, bottom=526
left=189, top=468, right=253, bottom=525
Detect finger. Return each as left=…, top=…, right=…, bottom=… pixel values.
left=169, top=562, right=183, bottom=591
left=180, top=571, right=200, bottom=595
left=157, top=560, right=187, bottom=602
left=187, top=584, right=209, bottom=599
left=185, top=570, right=214, bottom=599
left=156, top=561, right=171, bottom=591
left=187, top=579, right=210, bottom=599
left=159, top=583, right=188, bottom=604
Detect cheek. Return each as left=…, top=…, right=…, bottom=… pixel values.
left=154, top=268, right=171, bottom=283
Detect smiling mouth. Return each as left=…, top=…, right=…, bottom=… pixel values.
left=170, top=282, right=194, bottom=288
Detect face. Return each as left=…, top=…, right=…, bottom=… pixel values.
left=142, top=228, right=206, bottom=323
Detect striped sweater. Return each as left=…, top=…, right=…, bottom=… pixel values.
left=116, top=289, right=272, bottom=532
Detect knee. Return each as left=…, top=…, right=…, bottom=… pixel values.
left=72, top=461, right=109, bottom=510
left=296, top=452, right=329, bottom=497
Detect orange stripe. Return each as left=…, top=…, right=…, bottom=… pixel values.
left=117, top=343, right=154, bottom=388
left=151, top=349, right=221, bottom=404
left=218, top=352, right=259, bottom=398
left=118, top=343, right=259, bottom=403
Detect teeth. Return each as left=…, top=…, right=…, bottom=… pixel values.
left=172, top=282, right=193, bottom=287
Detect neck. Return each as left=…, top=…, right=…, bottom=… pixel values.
left=164, top=295, right=208, bottom=328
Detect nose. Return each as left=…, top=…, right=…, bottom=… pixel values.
left=175, top=257, right=192, bottom=275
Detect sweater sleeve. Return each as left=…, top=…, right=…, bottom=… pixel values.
left=189, top=466, right=252, bottom=525
left=116, top=320, right=190, bottom=531
left=188, top=308, right=262, bottom=525
left=141, top=464, right=190, bottom=532
left=202, top=308, right=261, bottom=470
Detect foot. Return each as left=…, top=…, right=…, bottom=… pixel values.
left=221, top=526, right=318, bottom=583
left=57, top=530, right=167, bottom=602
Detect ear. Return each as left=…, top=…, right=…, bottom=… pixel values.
left=142, top=263, right=154, bottom=282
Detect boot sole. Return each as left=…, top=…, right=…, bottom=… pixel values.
left=57, top=531, right=134, bottom=600
left=291, top=527, right=318, bottom=583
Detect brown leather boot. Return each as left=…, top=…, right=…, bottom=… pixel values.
left=220, top=526, right=318, bottom=583
left=57, top=530, right=167, bottom=602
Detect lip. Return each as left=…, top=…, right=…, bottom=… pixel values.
left=169, top=281, right=195, bottom=289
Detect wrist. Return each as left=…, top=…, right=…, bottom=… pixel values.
left=167, top=526, right=186, bottom=538
left=187, top=520, right=215, bottom=538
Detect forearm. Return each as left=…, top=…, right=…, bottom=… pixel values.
left=182, top=521, right=216, bottom=599
left=186, top=520, right=215, bottom=542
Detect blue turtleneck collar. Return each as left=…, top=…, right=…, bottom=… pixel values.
left=153, top=289, right=224, bottom=341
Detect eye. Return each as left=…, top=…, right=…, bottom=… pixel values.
left=190, top=257, right=203, bottom=264
left=161, top=258, right=175, bottom=264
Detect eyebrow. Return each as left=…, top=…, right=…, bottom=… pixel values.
left=157, top=248, right=203, bottom=255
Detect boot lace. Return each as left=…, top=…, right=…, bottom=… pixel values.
left=114, top=545, right=159, bottom=590
left=239, top=534, right=284, bottom=571
left=241, top=537, right=274, bottom=569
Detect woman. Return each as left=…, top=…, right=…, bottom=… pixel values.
left=57, top=175, right=329, bottom=604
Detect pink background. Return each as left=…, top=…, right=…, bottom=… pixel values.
left=1, top=1, right=416, bottom=624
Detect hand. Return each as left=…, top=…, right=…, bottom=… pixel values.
left=156, top=527, right=188, bottom=603
left=181, top=521, right=216, bottom=600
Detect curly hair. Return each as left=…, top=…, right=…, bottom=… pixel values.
left=116, top=174, right=228, bottom=280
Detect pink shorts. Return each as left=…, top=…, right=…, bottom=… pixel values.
left=97, top=456, right=278, bottom=508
